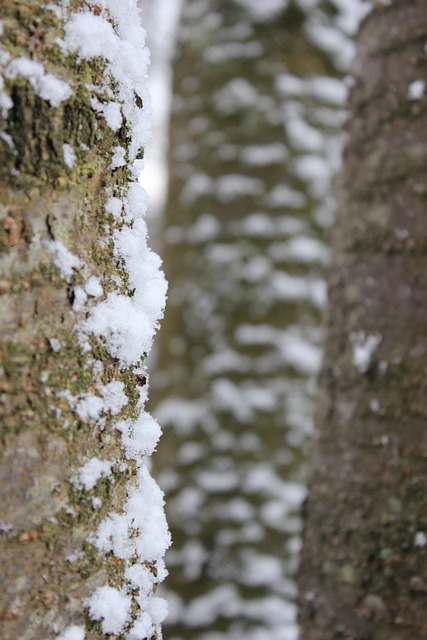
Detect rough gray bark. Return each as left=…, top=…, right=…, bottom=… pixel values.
left=298, top=2, right=427, bottom=638
left=0, top=3, right=157, bottom=638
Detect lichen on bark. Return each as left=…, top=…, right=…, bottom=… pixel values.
left=0, top=2, right=167, bottom=639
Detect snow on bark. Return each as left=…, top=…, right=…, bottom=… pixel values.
left=55, top=1, right=170, bottom=636
left=0, top=0, right=169, bottom=637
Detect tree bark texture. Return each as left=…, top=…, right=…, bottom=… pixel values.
left=0, top=2, right=160, bottom=638
left=298, top=2, right=427, bottom=638
left=149, top=1, right=350, bottom=638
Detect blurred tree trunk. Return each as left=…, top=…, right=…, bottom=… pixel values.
left=150, top=1, right=351, bottom=638
left=0, top=3, right=160, bottom=639
left=298, top=2, right=427, bottom=638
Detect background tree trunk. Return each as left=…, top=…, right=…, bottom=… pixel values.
left=0, top=2, right=167, bottom=639
left=149, top=1, right=351, bottom=638
left=298, top=2, right=427, bottom=638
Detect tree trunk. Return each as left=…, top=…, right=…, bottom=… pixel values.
left=298, top=2, right=427, bottom=638
left=0, top=2, right=168, bottom=639
left=149, top=1, right=350, bottom=638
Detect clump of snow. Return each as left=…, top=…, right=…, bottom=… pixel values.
left=126, top=596, right=168, bottom=640
left=61, top=2, right=152, bottom=161
left=83, top=234, right=168, bottom=366
left=235, top=0, right=289, bottom=22
left=105, top=196, right=123, bottom=218
left=351, top=332, right=382, bottom=373
left=49, top=337, right=62, bottom=352
left=56, top=626, right=85, bottom=640
left=117, top=411, right=162, bottom=459
left=4, top=57, right=72, bottom=107
left=101, top=380, right=128, bottom=415
left=86, top=586, right=131, bottom=634
left=91, top=97, right=123, bottom=131
left=60, top=380, right=128, bottom=422
left=92, top=465, right=171, bottom=562
left=414, top=531, right=427, bottom=548
left=76, top=393, right=104, bottom=421
left=72, top=286, right=87, bottom=312
left=110, top=145, right=127, bottom=169
left=73, top=457, right=113, bottom=491
left=85, top=275, right=103, bottom=298
left=62, top=143, right=76, bottom=168
left=408, top=80, right=425, bottom=101
left=369, top=398, right=380, bottom=413
left=48, top=240, right=82, bottom=281
left=92, top=496, right=102, bottom=509
left=103, top=101, right=123, bottom=130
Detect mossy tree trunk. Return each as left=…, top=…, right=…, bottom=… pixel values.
left=149, top=0, right=350, bottom=638
left=0, top=2, right=165, bottom=639
left=298, top=2, right=427, bottom=638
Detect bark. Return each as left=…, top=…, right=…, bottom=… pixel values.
left=149, top=1, right=349, bottom=638
left=298, top=2, right=427, bottom=639
left=0, top=3, right=156, bottom=638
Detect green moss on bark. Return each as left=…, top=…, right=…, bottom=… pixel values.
left=0, top=1, right=150, bottom=638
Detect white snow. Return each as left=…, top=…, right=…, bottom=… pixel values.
left=62, top=4, right=152, bottom=160
left=83, top=243, right=167, bottom=366
left=92, top=99, right=123, bottom=131
left=235, top=324, right=322, bottom=374
left=4, top=57, right=72, bottom=107
left=265, top=185, right=306, bottom=209
left=76, top=394, right=104, bottom=421
left=35, top=3, right=172, bottom=635
left=116, top=411, right=162, bottom=459
left=84, top=276, right=103, bottom=298
left=188, top=214, right=220, bottom=243
left=62, top=143, right=76, bottom=168
left=110, top=145, right=127, bottom=169
left=240, top=143, right=287, bottom=166
left=105, top=196, right=123, bottom=218
left=86, top=586, right=131, bottom=635
left=204, top=41, right=263, bottom=63
left=216, top=174, right=264, bottom=202
left=214, top=78, right=262, bottom=114
left=269, top=237, right=330, bottom=264
left=49, top=338, right=62, bottom=352
left=234, top=0, right=289, bottom=22
left=74, top=458, right=113, bottom=491
left=92, top=465, right=171, bottom=562
left=414, top=531, right=427, bottom=548
left=276, top=74, right=347, bottom=105
left=351, top=332, right=382, bottom=373
left=92, top=496, right=102, bottom=509
left=408, top=80, right=425, bottom=101
left=48, top=241, right=83, bottom=280
left=56, top=626, right=86, bottom=640
left=101, top=380, right=128, bottom=415
left=72, top=286, right=87, bottom=311
left=369, top=398, right=380, bottom=413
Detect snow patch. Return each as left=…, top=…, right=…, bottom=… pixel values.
left=74, top=457, right=113, bottom=491
left=56, top=626, right=85, bottom=640
left=351, top=332, right=382, bottom=373
left=408, top=80, right=425, bottom=101
left=4, top=57, right=72, bottom=107
left=48, top=241, right=82, bottom=281
left=62, top=143, right=76, bottom=168
left=86, top=586, right=131, bottom=635
left=415, top=531, right=427, bottom=548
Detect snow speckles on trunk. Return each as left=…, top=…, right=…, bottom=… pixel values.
left=0, top=0, right=169, bottom=638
